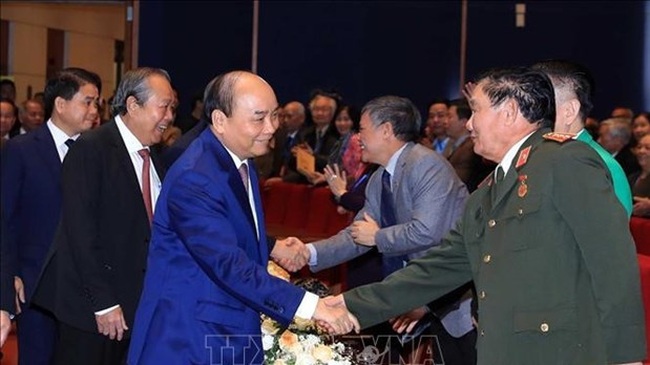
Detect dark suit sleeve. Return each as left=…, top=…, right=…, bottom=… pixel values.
left=59, top=140, right=117, bottom=311
left=552, top=143, right=646, bottom=362
left=0, top=141, right=22, bottom=313
left=1, top=212, right=16, bottom=314
left=344, top=222, right=473, bottom=329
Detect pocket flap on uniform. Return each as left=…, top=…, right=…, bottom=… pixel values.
left=513, top=307, right=577, bottom=333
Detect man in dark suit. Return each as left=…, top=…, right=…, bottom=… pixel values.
left=127, top=71, right=357, bottom=365
left=268, top=100, right=307, bottom=180
left=32, top=67, right=175, bottom=365
left=444, top=98, right=493, bottom=192
left=598, top=117, right=640, bottom=176
left=330, top=68, right=646, bottom=364
left=286, top=91, right=339, bottom=182
left=1, top=67, right=101, bottom=364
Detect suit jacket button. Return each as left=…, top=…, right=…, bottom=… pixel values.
left=483, top=254, right=491, bottom=263
left=104, top=264, right=112, bottom=270
left=480, top=330, right=485, bottom=336
left=488, top=219, right=496, bottom=228
left=478, top=291, right=486, bottom=299
left=540, top=323, right=549, bottom=333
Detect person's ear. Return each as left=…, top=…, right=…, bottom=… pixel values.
left=126, top=96, right=139, bottom=113
left=211, top=109, right=227, bottom=134
left=54, top=97, right=66, bottom=114
left=502, top=99, right=518, bottom=126
left=563, top=98, right=581, bottom=127
left=382, top=121, right=394, bottom=139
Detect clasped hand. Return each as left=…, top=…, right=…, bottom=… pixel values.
left=271, top=237, right=309, bottom=272
left=350, top=213, right=379, bottom=246
left=313, top=295, right=360, bottom=335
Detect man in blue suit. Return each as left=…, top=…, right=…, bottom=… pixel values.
left=1, top=67, right=101, bottom=364
left=127, top=71, right=357, bottom=365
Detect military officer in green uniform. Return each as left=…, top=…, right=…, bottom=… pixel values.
left=328, top=67, right=646, bottom=365
left=532, top=59, right=633, bottom=216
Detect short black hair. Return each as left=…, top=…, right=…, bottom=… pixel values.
left=449, top=98, right=471, bottom=120
left=531, top=59, right=594, bottom=121
left=476, top=67, right=555, bottom=129
left=43, top=67, right=102, bottom=120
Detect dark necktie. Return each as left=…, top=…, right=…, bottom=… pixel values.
left=239, top=162, right=249, bottom=194
left=491, top=165, right=505, bottom=204
left=380, top=170, right=405, bottom=277
left=138, top=149, right=153, bottom=225
left=283, top=136, right=294, bottom=162
left=496, top=166, right=505, bottom=182
left=65, top=138, right=75, bottom=148
left=314, top=130, right=323, bottom=154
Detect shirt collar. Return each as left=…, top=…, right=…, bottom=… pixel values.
left=115, top=115, right=148, bottom=153
left=499, top=130, right=535, bottom=176
left=385, top=143, right=408, bottom=176
left=223, top=143, right=247, bottom=170
left=47, top=119, right=79, bottom=147
left=574, top=128, right=586, bottom=139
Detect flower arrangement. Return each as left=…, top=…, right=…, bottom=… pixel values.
left=262, top=262, right=353, bottom=365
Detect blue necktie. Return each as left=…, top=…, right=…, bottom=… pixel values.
left=380, top=170, right=405, bottom=277
left=283, top=136, right=294, bottom=161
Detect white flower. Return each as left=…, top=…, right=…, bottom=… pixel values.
left=261, top=317, right=280, bottom=335
left=294, top=353, right=317, bottom=365
left=262, top=334, right=275, bottom=351
left=312, top=344, right=334, bottom=362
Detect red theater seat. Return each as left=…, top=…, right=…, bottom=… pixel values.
left=631, top=217, right=650, bottom=256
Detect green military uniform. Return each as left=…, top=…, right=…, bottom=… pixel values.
left=344, top=129, right=646, bottom=364
left=576, top=129, right=633, bottom=216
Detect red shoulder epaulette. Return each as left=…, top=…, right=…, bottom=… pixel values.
left=542, top=132, right=575, bottom=143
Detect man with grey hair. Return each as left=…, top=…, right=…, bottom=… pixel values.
left=291, top=95, right=473, bottom=363
left=532, top=60, right=632, bottom=215
left=267, top=100, right=307, bottom=181
left=599, top=117, right=640, bottom=175
left=33, top=67, right=174, bottom=364
left=330, top=67, right=646, bottom=365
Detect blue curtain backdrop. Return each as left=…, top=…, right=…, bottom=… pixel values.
left=138, top=1, right=646, bottom=120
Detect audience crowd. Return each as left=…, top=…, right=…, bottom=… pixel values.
left=0, top=59, right=648, bottom=365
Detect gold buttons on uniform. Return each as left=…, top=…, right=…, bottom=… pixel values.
left=483, top=254, right=491, bottom=263
left=488, top=219, right=496, bottom=228
left=540, top=323, right=549, bottom=333
left=478, top=291, right=486, bottom=299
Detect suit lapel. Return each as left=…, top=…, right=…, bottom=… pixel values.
left=33, top=125, right=62, bottom=181
left=391, top=142, right=414, bottom=197
left=203, top=130, right=258, bottom=237
left=105, top=121, right=151, bottom=224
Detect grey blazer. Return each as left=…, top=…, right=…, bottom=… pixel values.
left=310, top=142, right=469, bottom=271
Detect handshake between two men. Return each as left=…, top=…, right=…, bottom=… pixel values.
left=268, top=218, right=421, bottom=337
left=270, top=236, right=360, bottom=336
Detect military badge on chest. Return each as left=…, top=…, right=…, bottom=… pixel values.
left=515, top=146, right=531, bottom=198
left=517, top=174, right=528, bottom=198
